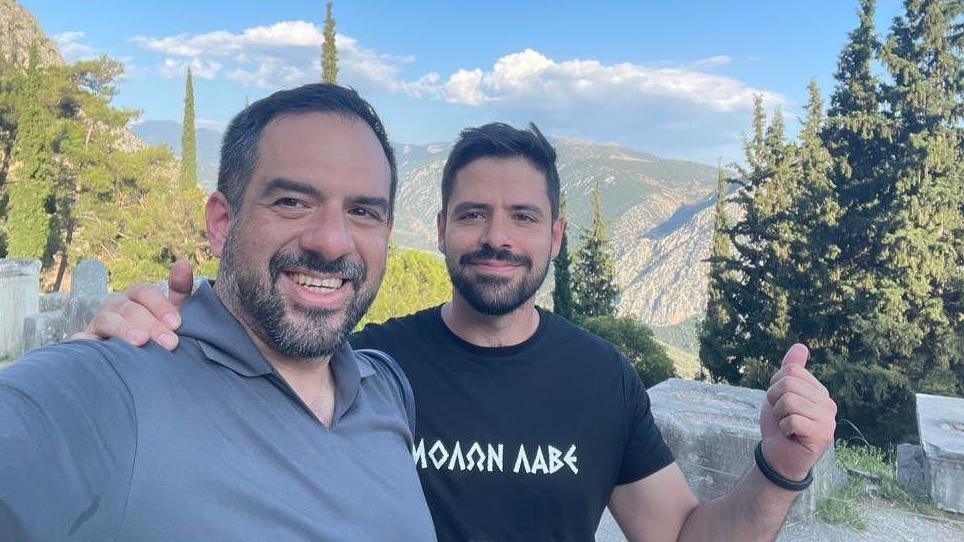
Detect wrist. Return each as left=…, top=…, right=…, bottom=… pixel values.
left=754, top=441, right=813, bottom=492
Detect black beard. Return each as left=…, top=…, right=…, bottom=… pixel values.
left=446, top=245, right=548, bottom=316
left=217, top=230, right=378, bottom=359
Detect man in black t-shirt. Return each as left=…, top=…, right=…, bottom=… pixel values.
left=83, top=122, right=837, bottom=542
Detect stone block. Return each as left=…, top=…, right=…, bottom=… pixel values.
left=23, top=311, right=67, bottom=352
left=0, top=259, right=41, bottom=359
left=64, top=294, right=110, bottom=336
left=648, top=378, right=835, bottom=523
left=40, top=292, right=69, bottom=312
left=71, top=259, right=109, bottom=297
left=896, top=443, right=927, bottom=498
left=916, top=393, right=964, bottom=513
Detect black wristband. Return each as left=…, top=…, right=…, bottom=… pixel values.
left=754, top=441, right=813, bottom=492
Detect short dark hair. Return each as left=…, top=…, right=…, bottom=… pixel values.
left=217, top=83, right=397, bottom=216
left=441, top=122, right=561, bottom=219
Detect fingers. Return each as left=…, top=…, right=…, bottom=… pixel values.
left=781, top=343, right=809, bottom=368
left=168, top=260, right=195, bottom=308
left=83, top=288, right=180, bottom=351
left=768, top=381, right=838, bottom=452
left=767, top=367, right=829, bottom=406
left=84, top=308, right=152, bottom=346
left=127, top=284, right=181, bottom=331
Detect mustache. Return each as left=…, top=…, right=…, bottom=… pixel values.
left=269, top=251, right=367, bottom=284
left=459, top=245, right=532, bottom=269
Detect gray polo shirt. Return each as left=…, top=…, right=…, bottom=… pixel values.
left=0, top=282, right=436, bottom=541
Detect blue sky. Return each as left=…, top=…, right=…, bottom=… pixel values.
left=22, top=0, right=905, bottom=164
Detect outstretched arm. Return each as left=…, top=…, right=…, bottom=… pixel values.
left=610, top=344, right=836, bottom=542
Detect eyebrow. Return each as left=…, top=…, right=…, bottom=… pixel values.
left=259, top=178, right=320, bottom=199
left=260, top=178, right=390, bottom=214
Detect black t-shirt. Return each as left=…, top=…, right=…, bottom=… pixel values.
left=350, top=306, right=674, bottom=542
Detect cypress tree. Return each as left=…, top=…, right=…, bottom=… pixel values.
left=179, top=68, right=197, bottom=189
left=552, top=195, right=574, bottom=320
left=322, top=2, right=339, bottom=84
left=5, top=45, right=56, bottom=264
left=572, top=181, right=619, bottom=318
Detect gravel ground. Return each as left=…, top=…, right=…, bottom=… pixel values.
left=595, top=503, right=964, bottom=542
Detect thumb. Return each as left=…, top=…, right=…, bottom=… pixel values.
left=168, top=260, right=196, bottom=308
left=781, top=343, right=809, bottom=369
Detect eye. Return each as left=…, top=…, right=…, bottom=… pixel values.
left=348, top=207, right=384, bottom=222
left=273, top=197, right=308, bottom=209
left=458, top=210, right=486, bottom=221
left=514, top=213, right=537, bottom=223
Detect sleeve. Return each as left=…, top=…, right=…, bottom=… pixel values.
left=0, top=342, right=137, bottom=541
left=615, top=355, right=675, bottom=485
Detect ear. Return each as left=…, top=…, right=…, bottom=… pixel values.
left=436, top=210, right=447, bottom=254
left=206, top=192, right=233, bottom=257
left=550, top=215, right=565, bottom=259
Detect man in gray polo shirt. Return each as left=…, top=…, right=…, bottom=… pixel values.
left=0, top=84, right=436, bottom=541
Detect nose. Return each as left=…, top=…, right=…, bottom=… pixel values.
left=298, top=208, right=355, bottom=261
left=480, top=212, right=511, bottom=249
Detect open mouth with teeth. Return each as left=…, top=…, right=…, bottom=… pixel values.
left=287, top=272, right=347, bottom=292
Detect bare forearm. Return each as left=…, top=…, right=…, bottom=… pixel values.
left=677, top=466, right=798, bottom=542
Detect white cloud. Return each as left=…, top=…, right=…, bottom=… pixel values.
left=132, top=21, right=410, bottom=91
left=423, top=49, right=783, bottom=113
left=689, top=55, right=733, bottom=69
left=159, top=58, right=222, bottom=80
left=53, top=31, right=97, bottom=62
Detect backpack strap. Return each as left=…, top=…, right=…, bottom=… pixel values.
left=356, top=348, right=416, bottom=437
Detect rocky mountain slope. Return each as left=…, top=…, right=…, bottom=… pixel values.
left=0, top=0, right=63, bottom=69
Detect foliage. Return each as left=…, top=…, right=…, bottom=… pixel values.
left=360, top=246, right=451, bottom=326
left=698, top=167, right=737, bottom=381
left=572, top=181, right=619, bottom=318
left=816, top=440, right=948, bottom=530
left=321, top=2, right=338, bottom=84
left=579, top=315, right=675, bottom=387
left=552, top=196, right=573, bottom=320
left=179, top=68, right=197, bottom=188
left=699, top=0, right=963, bottom=445
left=0, top=50, right=214, bottom=291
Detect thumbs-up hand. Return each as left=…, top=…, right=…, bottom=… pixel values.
left=758, top=344, right=837, bottom=483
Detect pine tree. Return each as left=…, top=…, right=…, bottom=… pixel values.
left=868, top=0, right=963, bottom=396
left=552, top=195, right=574, bottom=320
left=179, top=68, right=197, bottom=189
left=321, top=2, right=339, bottom=84
left=790, top=80, right=841, bottom=357
left=572, top=181, right=619, bottom=318
left=698, top=166, right=739, bottom=382
left=717, top=97, right=799, bottom=387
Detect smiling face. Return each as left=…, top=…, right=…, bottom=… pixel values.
left=209, top=112, right=393, bottom=360
left=438, top=156, right=563, bottom=316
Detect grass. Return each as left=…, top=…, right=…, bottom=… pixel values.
left=816, top=439, right=955, bottom=531
left=656, top=339, right=700, bottom=379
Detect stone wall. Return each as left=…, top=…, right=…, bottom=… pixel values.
left=0, top=258, right=110, bottom=365
left=648, top=378, right=837, bottom=522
